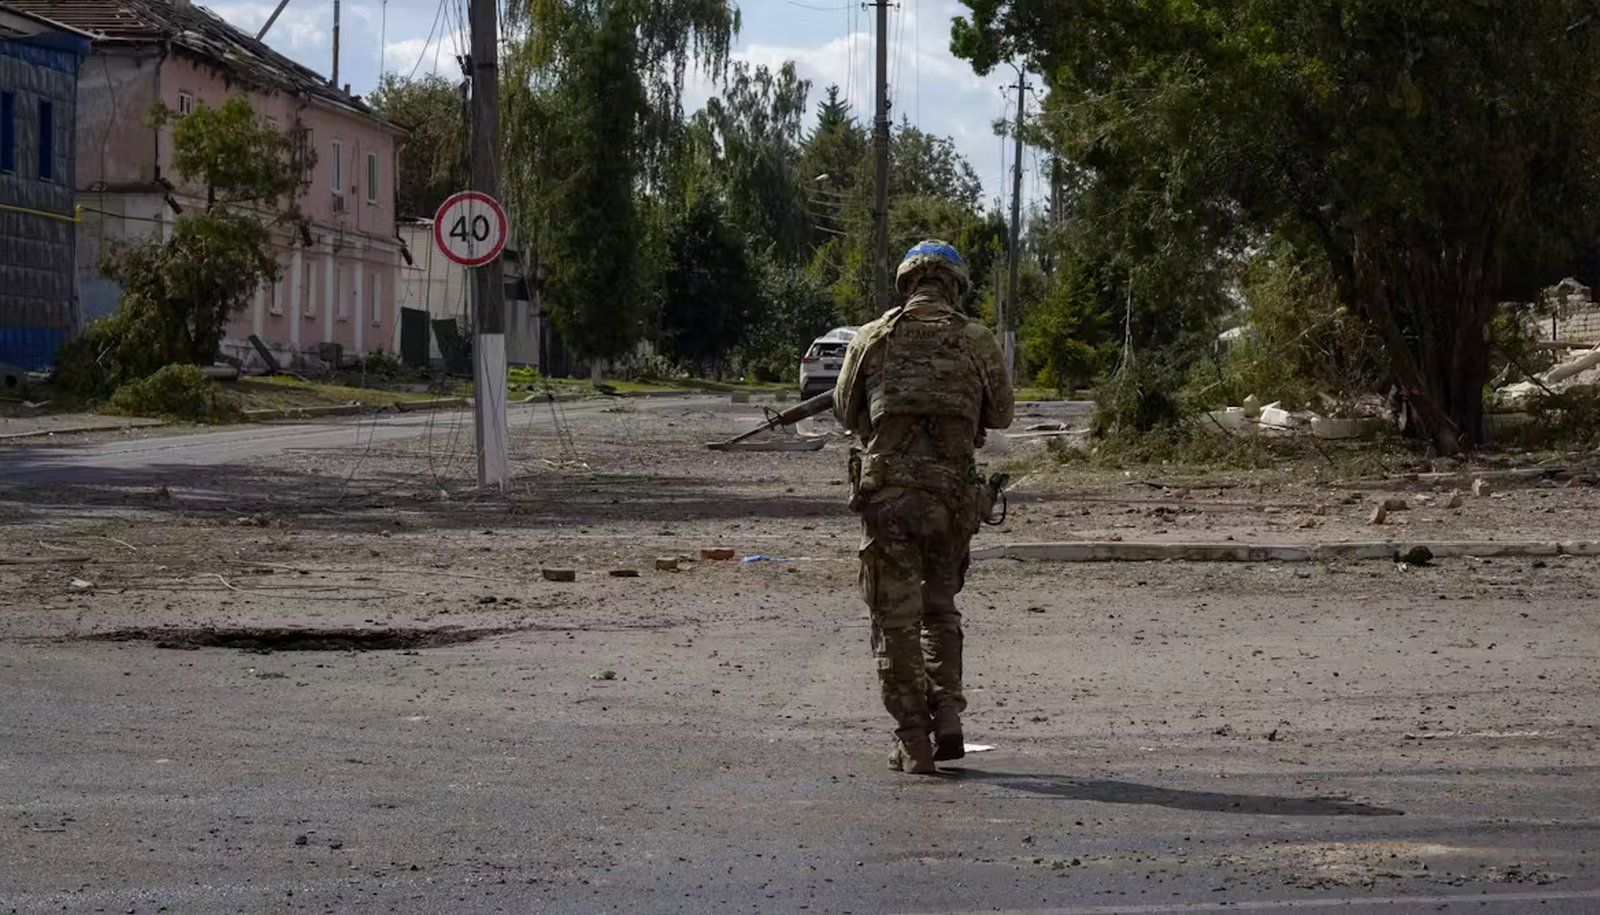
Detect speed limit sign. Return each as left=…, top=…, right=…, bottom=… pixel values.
left=434, top=191, right=508, bottom=267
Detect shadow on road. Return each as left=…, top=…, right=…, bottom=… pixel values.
left=945, top=768, right=1404, bottom=817
left=0, top=454, right=847, bottom=531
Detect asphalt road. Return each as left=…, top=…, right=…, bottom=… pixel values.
left=3, top=395, right=1597, bottom=914
left=0, top=397, right=705, bottom=487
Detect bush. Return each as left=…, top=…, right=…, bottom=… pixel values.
left=362, top=349, right=406, bottom=380
left=1092, top=358, right=1186, bottom=437
left=104, top=364, right=239, bottom=422
left=1184, top=245, right=1382, bottom=413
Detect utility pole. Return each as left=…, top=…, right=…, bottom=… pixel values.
left=467, top=0, right=509, bottom=489
left=871, top=0, right=891, bottom=315
left=1004, top=65, right=1029, bottom=383
left=1044, top=154, right=1063, bottom=279
left=331, top=0, right=340, bottom=88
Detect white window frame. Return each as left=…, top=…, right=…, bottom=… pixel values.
left=298, top=127, right=314, bottom=185
left=366, top=152, right=378, bottom=204
left=335, top=264, right=350, bottom=321
left=330, top=139, right=343, bottom=195
left=369, top=270, right=382, bottom=325
left=177, top=92, right=194, bottom=116
left=267, top=275, right=283, bottom=315
left=302, top=256, right=317, bottom=317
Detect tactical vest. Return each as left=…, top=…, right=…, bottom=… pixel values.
left=866, top=307, right=984, bottom=438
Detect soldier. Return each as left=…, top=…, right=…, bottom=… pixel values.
left=833, top=240, right=1015, bottom=775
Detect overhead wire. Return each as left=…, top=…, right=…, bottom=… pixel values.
left=407, top=0, right=448, bottom=80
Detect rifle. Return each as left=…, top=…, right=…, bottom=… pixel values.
left=706, top=391, right=836, bottom=451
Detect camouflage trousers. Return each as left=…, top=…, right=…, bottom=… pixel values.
left=857, top=485, right=976, bottom=745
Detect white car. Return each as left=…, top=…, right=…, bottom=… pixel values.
left=799, top=326, right=858, bottom=399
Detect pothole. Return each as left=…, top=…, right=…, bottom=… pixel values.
left=84, top=625, right=513, bottom=652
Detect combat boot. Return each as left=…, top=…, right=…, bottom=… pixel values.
left=933, top=733, right=965, bottom=761
left=933, top=706, right=964, bottom=761
left=888, top=736, right=937, bottom=775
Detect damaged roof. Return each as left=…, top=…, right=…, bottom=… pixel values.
left=2, top=0, right=395, bottom=127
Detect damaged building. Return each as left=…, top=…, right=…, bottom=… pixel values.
left=5, top=0, right=405, bottom=371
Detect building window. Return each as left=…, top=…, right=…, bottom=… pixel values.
left=37, top=100, right=53, bottom=181
left=330, top=140, right=343, bottom=194
left=0, top=92, right=13, bottom=173
left=369, top=271, right=381, bottom=325
left=296, top=127, right=314, bottom=184
left=302, top=257, right=316, bottom=316
left=366, top=152, right=378, bottom=204
left=178, top=92, right=194, bottom=116
left=267, top=275, right=283, bottom=315
left=336, top=264, right=349, bottom=320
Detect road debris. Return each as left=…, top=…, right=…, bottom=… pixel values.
left=541, top=569, right=578, bottom=582
left=1473, top=478, right=1494, bottom=497
left=700, top=548, right=736, bottom=561
left=654, top=557, right=680, bottom=572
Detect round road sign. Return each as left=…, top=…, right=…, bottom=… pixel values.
left=434, top=191, right=508, bottom=267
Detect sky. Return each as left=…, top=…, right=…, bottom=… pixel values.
left=207, top=0, right=1044, bottom=211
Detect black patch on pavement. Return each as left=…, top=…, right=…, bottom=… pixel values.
left=83, top=625, right=510, bottom=652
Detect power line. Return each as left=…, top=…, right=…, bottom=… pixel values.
left=406, top=0, right=449, bottom=80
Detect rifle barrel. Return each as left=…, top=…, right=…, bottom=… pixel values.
left=707, top=390, right=836, bottom=450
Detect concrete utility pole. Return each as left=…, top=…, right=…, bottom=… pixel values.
left=1004, top=65, right=1029, bottom=383
left=871, top=0, right=891, bottom=316
left=468, top=0, right=510, bottom=489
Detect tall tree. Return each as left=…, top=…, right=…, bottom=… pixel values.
left=683, top=61, right=813, bottom=263
left=659, top=198, right=757, bottom=377
left=369, top=74, right=468, bottom=217
left=890, top=120, right=984, bottom=209
left=954, top=0, right=1600, bottom=451
left=502, top=0, right=738, bottom=362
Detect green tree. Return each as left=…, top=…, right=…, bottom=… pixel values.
left=58, top=96, right=296, bottom=393
left=683, top=61, right=813, bottom=263
left=1022, top=259, right=1110, bottom=392
left=503, top=0, right=738, bottom=362
left=954, top=0, right=1600, bottom=451
left=890, top=120, right=983, bottom=209
left=659, top=199, right=757, bottom=377
left=369, top=73, right=468, bottom=217
left=741, top=257, right=840, bottom=381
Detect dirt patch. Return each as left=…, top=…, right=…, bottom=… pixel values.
left=84, top=625, right=512, bottom=652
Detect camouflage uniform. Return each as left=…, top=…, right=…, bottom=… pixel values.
left=833, top=282, right=1013, bottom=769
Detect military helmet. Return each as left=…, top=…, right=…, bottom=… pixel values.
left=895, top=239, right=971, bottom=296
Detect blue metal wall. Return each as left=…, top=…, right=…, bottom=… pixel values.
left=0, top=36, right=81, bottom=371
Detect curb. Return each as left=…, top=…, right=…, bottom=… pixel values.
left=394, top=397, right=470, bottom=413
left=971, top=539, right=1600, bottom=563
left=0, top=421, right=168, bottom=440
left=243, top=404, right=366, bottom=420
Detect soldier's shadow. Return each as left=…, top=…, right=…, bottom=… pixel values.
left=941, top=768, right=1403, bottom=817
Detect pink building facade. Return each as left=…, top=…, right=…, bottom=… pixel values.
left=16, top=0, right=404, bottom=369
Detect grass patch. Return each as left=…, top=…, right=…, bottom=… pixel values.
left=1016, top=386, right=1088, bottom=403
left=234, top=376, right=448, bottom=411
left=505, top=368, right=792, bottom=398
left=1053, top=422, right=1423, bottom=484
